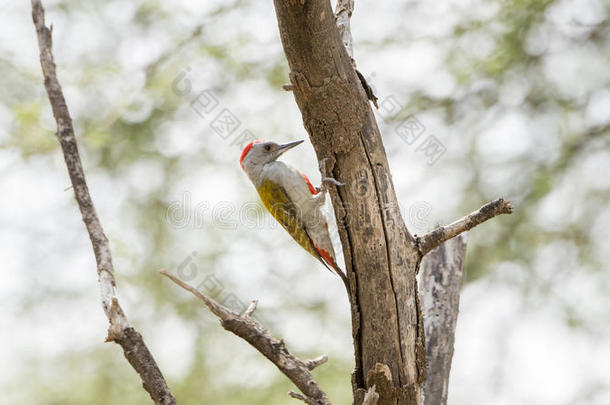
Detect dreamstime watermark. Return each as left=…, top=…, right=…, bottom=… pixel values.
left=167, top=200, right=432, bottom=313
left=174, top=250, right=250, bottom=314
left=364, top=73, right=447, bottom=166
left=408, top=200, right=433, bottom=232
left=165, top=191, right=280, bottom=230
left=172, top=66, right=257, bottom=150
left=166, top=191, right=434, bottom=232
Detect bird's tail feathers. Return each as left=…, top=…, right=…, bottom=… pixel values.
left=314, top=245, right=350, bottom=295
left=318, top=254, right=350, bottom=294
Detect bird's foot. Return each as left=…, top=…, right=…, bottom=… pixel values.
left=322, top=177, right=345, bottom=187
left=315, top=177, right=344, bottom=194
left=318, top=157, right=344, bottom=193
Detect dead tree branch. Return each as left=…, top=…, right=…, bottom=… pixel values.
left=417, top=198, right=513, bottom=256
left=334, top=0, right=378, bottom=107
left=160, top=270, right=331, bottom=405
left=273, top=1, right=424, bottom=402
left=419, top=234, right=468, bottom=405
left=335, top=0, right=355, bottom=60
left=31, top=1, right=175, bottom=404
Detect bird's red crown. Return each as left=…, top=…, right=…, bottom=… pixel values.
left=239, top=140, right=264, bottom=169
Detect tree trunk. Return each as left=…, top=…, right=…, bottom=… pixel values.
left=273, top=2, right=426, bottom=403
left=420, top=235, right=468, bottom=405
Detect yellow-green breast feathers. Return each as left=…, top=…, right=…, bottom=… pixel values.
left=257, top=178, right=325, bottom=264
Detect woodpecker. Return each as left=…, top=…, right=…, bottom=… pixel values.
left=240, top=139, right=349, bottom=293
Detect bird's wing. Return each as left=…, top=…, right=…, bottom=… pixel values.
left=257, top=177, right=330, bottom=269
left=258, top=177, right=350, bottom=293
left=300, top=173, right=319, bottom=195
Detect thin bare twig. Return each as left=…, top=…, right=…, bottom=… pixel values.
left=242, top=299, right=258, bottom=317
left=334, top=0, right=378, bottom=107
left=31, top=1, right=175, bottom=404
left=416, top=198, right=513, bottom=256
left=160, top=270, right=331, bottom=405
left=289, top=391, right=320, bottom=405
left=302, top=354, right=329, bottom=371
left=334, top=0, right=354, bottom=61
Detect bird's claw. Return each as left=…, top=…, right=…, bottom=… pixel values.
left=322, top=177, right=345, bottom=187
left=318, top=157, right=344, bottom=192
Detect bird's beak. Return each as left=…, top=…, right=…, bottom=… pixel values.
left=277, top=140, right=304, bottom=156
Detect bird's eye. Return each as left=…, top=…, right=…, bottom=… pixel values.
left=264, top=144, right=271, bottom=151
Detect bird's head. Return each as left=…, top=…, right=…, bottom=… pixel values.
left=239, top=139, right=303, bottom=174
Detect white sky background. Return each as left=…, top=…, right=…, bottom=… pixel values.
left=1, top=0, right=609, bottom=404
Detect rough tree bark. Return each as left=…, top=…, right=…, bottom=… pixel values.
left=272, top=2, right=512, bottom=404
left=419, top=235, right=468, bottom=405
left=273, top=2, right=424, bottom=403
left=274, top=1, right=426, bottom=403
